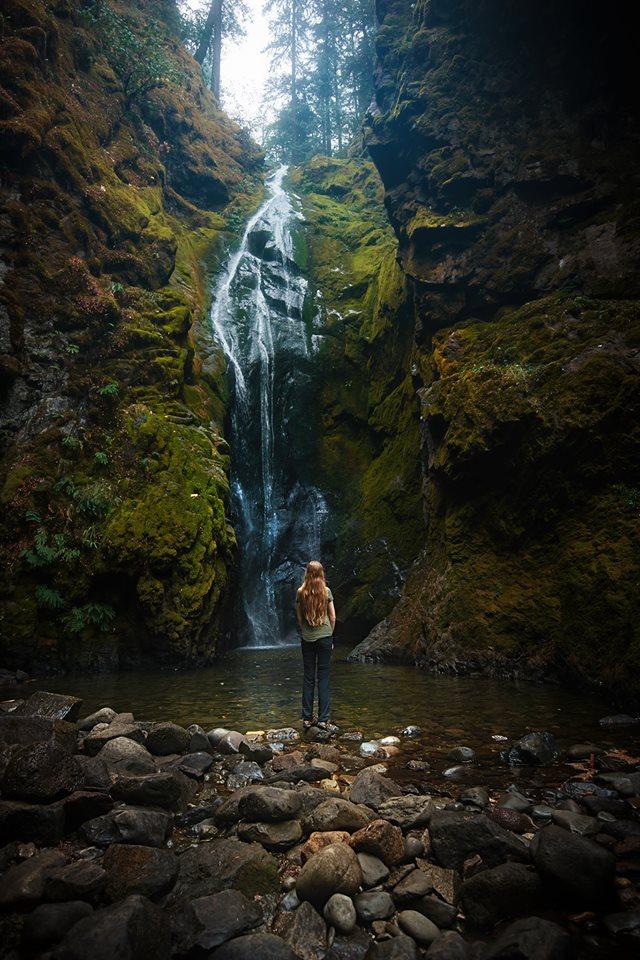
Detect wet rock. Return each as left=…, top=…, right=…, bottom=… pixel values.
left=324, top=893, right=357, bottom=934
left=530, top=824, right=615, bottom=905
left=77, top=708, right=117, bottom=732
left=311, top=757, right=339, bottom=774
left=52, top=893, right=171, bottom=960
left=458, top=862, right=543, bottom=928
left=367, top=935, right=418, bottom=959
left=413, top=896, right=457, bottom=929
left=597, top=771, right=640, bottom=796
left=23, top=901, right=94, bottom=950
left=327, top=927, right=371, bottom=960
left=403, top=835, right=425, bottom=861
left=227, top=760, right=265, bottom=789
left=447, top=747, right=475, bottom=763
left=102, top=843, right=178, bottom=901
left=530, top=805, right=554, bottom=822
left=496, top=790, right=531, bottom=813
left=44, top=859, right=107, bottom=902
left=172, top=888, right=262, bottom=953
left=550, top=809, right=599, bottom=836
left=429, top=812, right=528, bottom=869
left=350, top=819, right=405, bottom=866
left=207, top=727, right=231, bottom=748
left=212, top=932, right=298, bottom=959
left=599, top=714, right=640, bottom=728
left=0, top=848, right=67, bottom=906
left=238, top=819, right=303, bottom=850
left=603, top=909, right=640, bottom=939
left=268, top=762, right=329, bottom=783
left=566, top=743, right=604, bottom=761
left=83, top=722, right=146, bottom=756
left=172, top=751, right=215, bottom=779
left=238, top=785, right=303, bottom=822
left=16, top=691, right=83, bottom=722
left=62, top=790, right=115, bottom=832
left=168, top=838, right=278, bottom=903
left=391, top=868, right=433, bottom=904
left=488, top=807, right=533, bottom=835
left=240, top=739, right=274, bottom=764
left=402, top=726, right=422, bottom=738
left=187, top=724, right=212, bottom=754
left=406, top=760, right=431, bottom=772
left=296, top=842, right=363, bottom=909
left=305, top=798, right=371, bottom=833
left=81, top=806, right=171, bottom=848
left=302, top=830, right=352, bottom=862
left=145, top=722, right=190, bottom=756
left=0, top=714, right=77, bottom=751
left=175, top=800, right=221, bottom=828
left=94, top=737, right=157, bottom=778
left=111, top=771, right=190, bottom=811
left=423, top=931, right=469, bottom=959
left=377, top=796, right=436, bottom=830
left=397, top=910, right=440, bottom=946
left=267, top=727, right=299, bottom=741
left=349, top=768, right=402, bottom=809
left=358, top=851, right=390, bottom=887
left=415, top=862, right=460, bottom=904
left=502, top=732, right=557, bottom=766
left=285, top=900, right=327, bottom=960
left=0, top=797, right=66, bottom=844
left=460, top=787, right=489, bottom=809
left=360, top=741, right=387, bottom=759
left=355, top=890, right=395, bottom=922
left=306, top=744, right=344, bottom=765
left=1, top=740, right=81, bottom=802
left=481, top=916, right=570, bottom=960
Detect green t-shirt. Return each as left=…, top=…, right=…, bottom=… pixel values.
left=296, top=586, right=333, bottom=641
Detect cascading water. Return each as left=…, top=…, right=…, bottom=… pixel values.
left=210, top=167, right=328, bottom=647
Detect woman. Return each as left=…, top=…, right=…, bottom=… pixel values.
left=296, top=560, right=336, bottom=730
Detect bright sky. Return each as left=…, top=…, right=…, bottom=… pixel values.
left=186, top=0, right=273, bottom=140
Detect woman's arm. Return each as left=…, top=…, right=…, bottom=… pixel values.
left=328, top=600, right=336, bottom=631
left=295, top=594, right=304, bottom=630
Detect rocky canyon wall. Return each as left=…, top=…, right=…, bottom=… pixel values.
left=0, top=0, right=263, bottom=671
left=351, top=0, right=640, bottom=701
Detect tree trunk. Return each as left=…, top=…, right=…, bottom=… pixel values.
left=195, top=0, right=221, bottom=67
left=209, top=0, right=223, bottom=100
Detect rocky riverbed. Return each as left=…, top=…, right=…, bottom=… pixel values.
left=1, top=692, right=639, bottom=959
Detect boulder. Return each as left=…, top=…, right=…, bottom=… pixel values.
left=357, top=851, right=389, bottom=887
left=0, top=797, right=66, bottom=844
left=349, top=819, right=405, bottom=866
left=167, top=838, right=278, bottom=903
left=367, top=935, right=418, bottom=959
left=102, top=844, right=178, bottom=901
left=413, top=896, right=457, bottom=929
left=377, top=795, right=436, bottom=830
left=61, top=791, right=114, bottom=831
left=530, top=825, right=615, bottom=905
left=0, top=848, right=68, bottom=907
left=173, top=752, right=215, bottom=779
left=481, top=916, right=570, bottom=960
left=78, top=707, right=117, bottom=731
left=226, top=760, right=265, bottom=788
left=348, top=768, right=402, bottom=809
left=301, top=830, right=351, bottom=862
left=94, top=737, right=156, bottom=778
left=296, top=842, right=363, bottom=909
left=1, top=740, right=82, bottom=801
left=110, top=771, right=191, bottom=811
left=447, top=747, right=475, bottom=763
left=218, top=730, right=251, bottom=754
left=397, top=910, right=441, bottom=946
left=238, top=819, right=303, bottom=850
left=502, top=732, right=557, bottom=766
left=0, top=714, right=76, bottom=750
left=355, top=890, right=395, bottom=922
left=145, top=722, right=191, bottom=756
left=43, top=860, right=107, bottom=902
left=172, top=889, right=262, bottom=954
left=391, top=867, right=434, bottom=904
left=304, top=798, right=370, bottom=833
left=240, top=740, right=274, bottom=764
left=323, top=892, right=357, bottom=934
left=81, top=806, right=171, bottom=848
left=238, top=785, right=302, bottom=822
left=187, top=724, right=212, bottom=754
left=550, top=810, right=599, bottom=837
left=267, top=763, right=328, bottom=783
left=416, top=862, right=460, bottom=904
left=423, top=931, right=469, bottom=959
left=15, top=691, right=83, bottom=722
left=429, top=812, right=528, bottom=869
left=83, top=722, right=146, bottom=756
left=458, top=862, right=543, bottom=928
left=284, top=899, right=326, bottom=960
left=52, top=893, right=171, bottom=960
left=23, top=902, right=94, bottom=950
left=212, top=933, right=297, bottom=959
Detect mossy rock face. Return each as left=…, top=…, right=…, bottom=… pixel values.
left=0, top=0, right=263, bottom=670
left=351, top=0, right=640, bottom=701
left=291, top=157, right=424, bottom=632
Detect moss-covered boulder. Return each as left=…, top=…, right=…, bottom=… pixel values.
left=0, top=0, right=263, bottom=670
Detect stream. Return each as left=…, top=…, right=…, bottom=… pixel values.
left=211, top=166, right=328, bottom=648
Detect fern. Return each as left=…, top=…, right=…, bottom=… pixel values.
left=22, top=528, right=79, bottom=567
left=54, top=476, right=79, bottom=498
left=98, top=382, right=119, bottom=398
left=35, top=585, right=65, bottom=609
left=64, top=603, right=116, bottom=635
left=25, top=510, right=41, bottom=523
left=94, top=451, right=109, bottom=466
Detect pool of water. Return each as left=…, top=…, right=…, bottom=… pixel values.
left=6, top=645, right=638, bottom=795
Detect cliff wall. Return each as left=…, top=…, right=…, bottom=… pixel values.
left=0, top=0, right=262, bottom=671
left=351, top=0, right=640, bottom=700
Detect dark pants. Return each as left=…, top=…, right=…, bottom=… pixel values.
left=300, top=637, right=332, bottom=723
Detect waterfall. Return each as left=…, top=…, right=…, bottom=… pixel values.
left=210, top=167, right=328, bottom=647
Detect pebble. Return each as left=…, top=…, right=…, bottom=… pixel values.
left=402, top=726, right=422, bottom=737
left=323, top=892, right=357, bottom=934
left=397, top=909, right=440, bottom=946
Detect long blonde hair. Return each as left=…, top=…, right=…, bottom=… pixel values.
left=299, top=560, right=328, bottom=627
